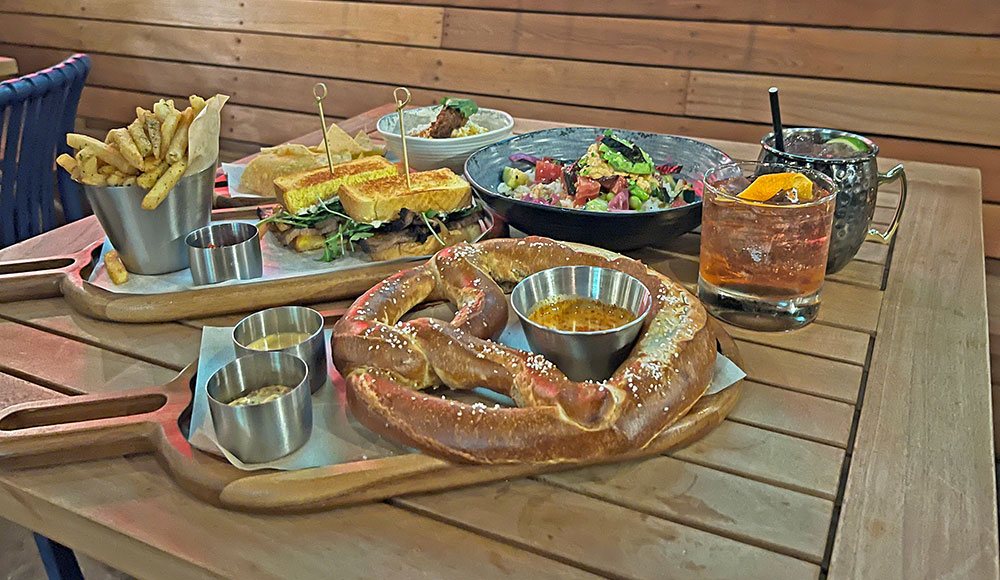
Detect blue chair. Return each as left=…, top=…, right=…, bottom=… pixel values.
left=0, top=53, right=91, bottom=248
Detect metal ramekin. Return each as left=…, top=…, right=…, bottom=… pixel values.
left=233, top=306, right=327, bottom=393
left=207, top=351, right=312, bottom=463
left=185, top=222, right=263, bottom=285
left=511, top=266, right=652, bottom=381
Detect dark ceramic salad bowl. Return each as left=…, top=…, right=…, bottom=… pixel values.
left=464, top=127, right=732, bottom=252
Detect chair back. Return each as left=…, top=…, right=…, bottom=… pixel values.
left=0, top=53, right=91, bottom=248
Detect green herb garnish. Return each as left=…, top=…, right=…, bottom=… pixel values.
left=441, top=97, right=478, bottom=119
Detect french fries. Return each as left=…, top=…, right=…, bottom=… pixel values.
left=141, top=158, right=187, bottom=210
left=138, top=108, right=162, bottom=159
left=105, top=250, right=129, bottom=285
left=166, top=108, right=194, bottom=164
left=63, top=94, right=212, bottom=210
left=55, top=153, right=77, bottom=174
left=137, top=160, right=169, bottom=190
left=189, top=95, right=207, bottom=115
left=107, top=128, right=144, bottom=170
left=155, top=100, right=181, bottom=156
left=66, top=133, right=135, bottom=174
left=127, top=118, right=153, bottom=157
left=77, top=146, right=106, bottom=186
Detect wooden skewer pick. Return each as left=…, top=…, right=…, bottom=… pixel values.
left=313, top=82, right=336, bottom=176
left=393, top=87, right=412, bottom=190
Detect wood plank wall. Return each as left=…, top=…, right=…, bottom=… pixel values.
left=0, top=0, right=997, bottom=257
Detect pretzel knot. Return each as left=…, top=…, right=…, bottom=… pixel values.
left=332, top=237, right=716, bottom=464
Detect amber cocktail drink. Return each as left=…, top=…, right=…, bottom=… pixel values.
left=698, top=162, right=836, bottom=331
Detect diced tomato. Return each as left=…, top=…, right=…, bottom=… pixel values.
left=609, top=176, right=628, bottom=195
left=535, top=159, right=563, bottom=184
left=573, top=176, right=601, bottom=206
left=607, top=190, right=629, bottom=211
left=670, top=196, right=687, bottom=208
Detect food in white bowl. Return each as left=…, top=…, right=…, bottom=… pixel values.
left=377, top=99, right=514, bottom=172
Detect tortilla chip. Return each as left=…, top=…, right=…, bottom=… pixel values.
left=240, top=147, right=329, bottom=197
left=323, top=123, right=363, bottom=157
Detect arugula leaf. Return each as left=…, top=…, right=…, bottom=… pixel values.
left=441, top=97, right=478, bottom=119
left=258, top=197, right=350, bottom=229
left=320, top=219, right=375, bottom=262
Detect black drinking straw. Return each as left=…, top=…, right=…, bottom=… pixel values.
left=769, top=87, right=785, bottom=151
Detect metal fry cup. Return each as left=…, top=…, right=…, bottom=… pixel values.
left=233, top=306, right=327, bottom=393
left=185, top=222, right=263, bottom=286
left=206, top=351, right=312, bottom=463
left=511, top=266, right=652, bottom=381
left=84, top=162, right=216, bottom=275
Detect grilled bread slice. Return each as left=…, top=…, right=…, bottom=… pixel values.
left=338, top=168, right=471, bottom=223
left=275, top=156, right=397, bottom=215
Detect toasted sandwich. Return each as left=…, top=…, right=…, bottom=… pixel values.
left=275, top=155, right=397, bottom=215
left=336, top=168, right=487, bottom=261
left=259, top=156, right=398, bottom=253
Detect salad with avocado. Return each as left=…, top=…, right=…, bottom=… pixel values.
left=496, top=130, right=697, bottom=212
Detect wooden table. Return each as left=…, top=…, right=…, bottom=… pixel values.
left=0, top=110, right=996, bottom=580
left=0, top=56, right=17, bottom=78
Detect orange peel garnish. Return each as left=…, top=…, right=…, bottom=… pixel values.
left=736, top=172, right=813, bottom=202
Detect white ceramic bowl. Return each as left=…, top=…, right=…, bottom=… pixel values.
left=377, top=106, right=514, bottom=173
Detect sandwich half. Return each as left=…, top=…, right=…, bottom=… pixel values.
left=261, top=156, right=398, bottom=252
left=275, top=155, right=397, bottom=215
left=338, top=168, right=487, bottom=261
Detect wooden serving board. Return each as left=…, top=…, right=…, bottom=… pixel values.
left=0, top=207, right=502, bottom=323
left=0, top=319, right=741, bottom=514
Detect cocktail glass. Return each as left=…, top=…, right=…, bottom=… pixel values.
left=698, top=162, right=837, bottom=331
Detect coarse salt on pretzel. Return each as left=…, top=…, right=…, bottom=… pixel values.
left=332, top=237, right=716, bottom=464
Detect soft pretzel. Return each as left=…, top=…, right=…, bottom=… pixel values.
left=332, top=237, right=716, bottom=464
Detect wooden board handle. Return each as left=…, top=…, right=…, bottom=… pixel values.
left=0, top=390, right=168, bottom=469
left=0, top=240, right=100, bottom=303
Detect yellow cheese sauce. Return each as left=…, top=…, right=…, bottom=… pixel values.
left=245, top=332, right=310, bottom=351
left=528, top=296, right=636, bottom=332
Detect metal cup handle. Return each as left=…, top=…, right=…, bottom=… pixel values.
left=867, top=164, right=907, bottom=244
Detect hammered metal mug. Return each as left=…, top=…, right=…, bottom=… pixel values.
left=759, top=129, right=906, bottom=273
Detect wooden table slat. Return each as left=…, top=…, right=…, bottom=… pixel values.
left=0, top=320, right=178, bottom=394
left=0, top=457, right=598, bottom=580
left=734, top=341, right=864, bottom=404
left=724, top=322, right=871, bottom=367
left=0, top=298, right=201, bottom=372
left=671, top=421, right=844, bottom=500
left=399, top=479, right=822, bottom=578
left=828, top=164, right=999, bottom=579
left=539, top=455, right=834, bottom=564
left=728, top=381, right=855, bottom=448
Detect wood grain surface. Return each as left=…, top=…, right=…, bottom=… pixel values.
left=0, top=0, right=997, bottom=257
left=0, top=112, right=994, bottom=579
left=828, top=156, right=998, bottom=579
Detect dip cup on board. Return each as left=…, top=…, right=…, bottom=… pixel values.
left=511, top=266, right=652, bottom=382
left=758, top=129, right=906, bottom=273
left=185, top=222, right=263, bottom=286
left=207, top=351, right=312, bottom=463
left=233, top=306, right=327, bottom=393
left=83, top=162, right=216, bottom=275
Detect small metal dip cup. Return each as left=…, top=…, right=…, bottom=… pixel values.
left=511, top=266, right=652, bottom=381
left=207, top=351, right=312, bottom=463
left=185, top=222, right=263, bottom=286
left=233, top=306, right=327, bottom=393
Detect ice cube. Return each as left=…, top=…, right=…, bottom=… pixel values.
left=719, top=176, right=752, bottom=195
left=783, top=134, right=821, bottom=156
